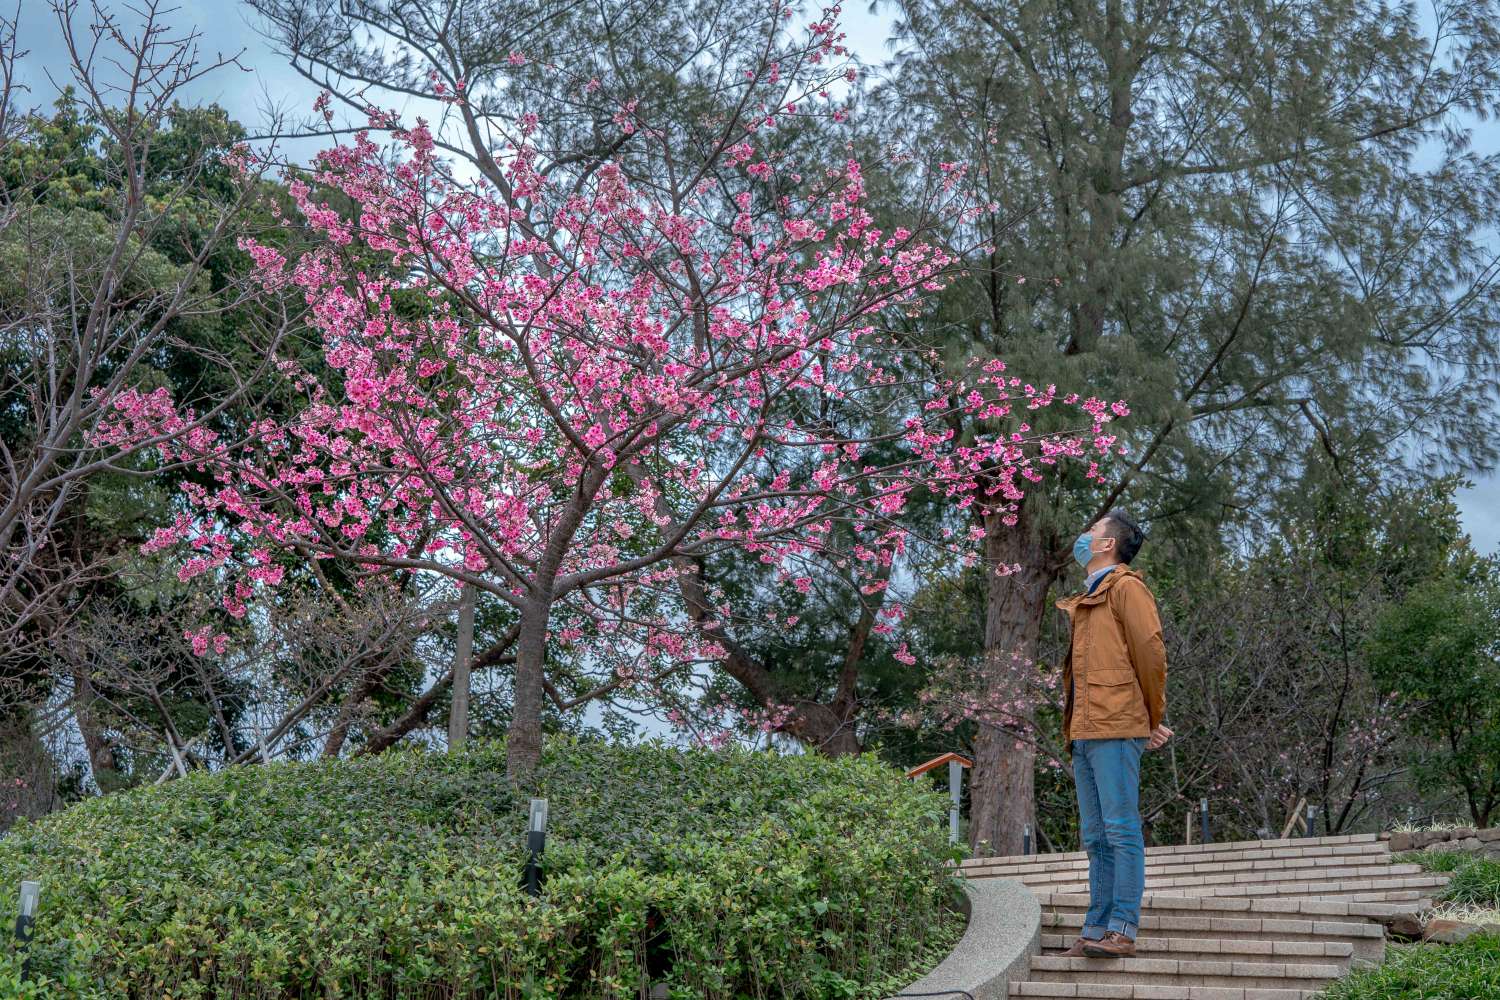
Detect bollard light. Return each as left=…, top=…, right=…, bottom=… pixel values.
left=1023, top=823, right=1032, bottom=856
left=1305, top=803, right=1319, bottom=839
left=529, top=798, right=549, bottom=837
left=523, top=798, right=548, bottom=898
left=16, top=881, right=37, bottom=923
left=1200, top=797, right=1211, bottom=844
left=947, top=759, right=962, bottom=846
left=14, top=880, right=38, bottom=980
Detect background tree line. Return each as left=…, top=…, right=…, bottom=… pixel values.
left=1, top=0, right=1498, bottom=856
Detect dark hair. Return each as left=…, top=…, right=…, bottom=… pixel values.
left=1102, top=508, right=1146, bottom=564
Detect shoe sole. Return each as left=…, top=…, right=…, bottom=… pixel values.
left=1081, top=944, right=1136, bottom=958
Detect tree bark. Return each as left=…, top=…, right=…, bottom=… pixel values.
left=666, top=551, right=878, bottom=756
left=72, top=670, right=123, bottom=792
left=448, top=583, right=476, bottom=750
left=968, top=502, right=1060, bottom=856
left=506, top=603, right=549, bottom=785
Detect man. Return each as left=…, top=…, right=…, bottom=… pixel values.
left=1055, top=508, right=1171, bottom=959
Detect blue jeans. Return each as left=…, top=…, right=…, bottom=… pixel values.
left=1071, top=737, right=1146, bottom=940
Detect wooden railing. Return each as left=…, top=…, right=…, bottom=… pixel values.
left=906, top=752, right=972, bottom=845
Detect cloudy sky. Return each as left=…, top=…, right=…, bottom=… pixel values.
left=13, top=1, right=1498, bottom=554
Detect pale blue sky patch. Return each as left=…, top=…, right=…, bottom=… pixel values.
left=12, top=1, right=1496, bottom=555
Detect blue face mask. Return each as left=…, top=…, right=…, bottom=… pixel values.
left=1073, top=532, right=1094, bottom=568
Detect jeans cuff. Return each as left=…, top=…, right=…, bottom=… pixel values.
left=1106, top=918, right=1138, bottom=940
left=1081, top=924, right=1108, bottom=940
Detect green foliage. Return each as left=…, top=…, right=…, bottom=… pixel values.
left=1397, top=851, right=1500, bottom=909
left=1318, top=934, right=1500, bottom=1000
left=1443, top=859, right=1500, bottom=910
left=0, top=739, right=960, bottom=999
left=1368, top=555, right=1500, bottom=826
left=1394, top=851, right=1474, bottom=874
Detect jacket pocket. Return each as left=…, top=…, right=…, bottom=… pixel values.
left=1086, top=669, right=1141, bottom=726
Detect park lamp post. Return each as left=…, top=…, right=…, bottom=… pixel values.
left=524, top=798, right=548, bottom=898
left=13, top=880, right=38, bottom=977
left=904, top=752, right=973, bottom=847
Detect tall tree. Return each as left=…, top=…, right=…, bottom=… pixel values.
left=0, top=1, right=304, bottom=810
left=1369, top=549, right=1500, bottom=827
left=878, top=0, right=1500, bottom=853
left=110, top=86, right=1121, bottom=784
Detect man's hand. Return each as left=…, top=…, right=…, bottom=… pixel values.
left=1146, top=724, right=1174, bottom=751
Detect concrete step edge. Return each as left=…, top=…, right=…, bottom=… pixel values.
left=1035, top=891, right=1419, bottom=918
left=1040, top=911, right=1386, bottom=938
left=1015, top=876, right=1447, bottom=897
left=974, top=833, right=1381, bottom=868
left=963, top=842, right=1390, bottom=873
left=1029, top=955, right=1344, bottom=977
left=1006, top=862, right=1423, bottom=885
left=1038, top=933, right=1356, bottom=959
left=1008, top=983, right=1320, bottom=998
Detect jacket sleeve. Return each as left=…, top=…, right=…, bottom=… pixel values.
left=1115, top=577, right=1167, bottom=731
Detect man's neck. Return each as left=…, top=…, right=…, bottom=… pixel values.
left=1085, top=562, right=1120, bottom=593
left=1086, top=556, right=1121, bottom=576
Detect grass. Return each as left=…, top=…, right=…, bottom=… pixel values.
left=1433, top=902, right=1500, bottom=927
left=858, top=898, right=967, bottom=999
left=1398, top=852, right=1500, bottom=908
left=1322, top=850, right=1500, bottom=998
left=1386, top=851, right=1500, bottom=942
left=1394, top=850, right=1478, bottom=873
left=1318, top=934, right=1500, bottom=999
left=1390, top=819, right=1478, bottom=834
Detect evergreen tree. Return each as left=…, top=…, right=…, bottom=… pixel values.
left=876, top=0, right=1500, bottom=852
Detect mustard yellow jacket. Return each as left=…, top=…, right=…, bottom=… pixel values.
left=1057, top=565, right=1167, bottom=744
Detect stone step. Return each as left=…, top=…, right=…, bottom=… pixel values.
left=1012, top=862, right=1421, bottom=893
left=1038, top=933, right=1357, bottom=967
left=1036, top=891, right=1413, bottom=920
left=1025, top=954, right=1342, bottom=990
left=1040, top=910, right=1387, bottom=964
left=1009, top=982, right=1320, bottom=999
left=1009, top=860, right=1416, bottom=889
left=975, top=833, right=1381, bottom=869
left=967, top=848, right=1392, bottom=883
left=1168, top=881, right=1439, bottom=901
left=1041, top=888, right=1425, bottom=909
left=964, top=841, right=1389, bottom=878
left=1026, top=875, right=1447, bottom=901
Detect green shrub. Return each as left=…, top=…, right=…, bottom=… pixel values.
left=1442, top=858, right=1500, bottom=909
left=1394, top=850, right=1474, bottom=873
left=1318, top=934, right=1500, bottom=1000
left=0, top=738, right=961, bottom=999
left=1397, top=851, right=1500, bottom=907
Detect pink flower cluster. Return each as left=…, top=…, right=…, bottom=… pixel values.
left=93, top=7, right=1125, bottom=739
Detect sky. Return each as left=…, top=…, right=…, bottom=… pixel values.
left=12, top=1, right=1498, bottom=554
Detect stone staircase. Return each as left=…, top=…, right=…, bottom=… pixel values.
left=962, top=833, right=1442, bottom=999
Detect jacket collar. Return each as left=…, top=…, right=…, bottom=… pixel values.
left=1057, top=563, right=1137, bottom=611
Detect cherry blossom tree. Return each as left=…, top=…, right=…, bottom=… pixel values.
left=99, top=10, right=1125, bottom=783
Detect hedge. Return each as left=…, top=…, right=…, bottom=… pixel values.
left=1318, top=933, right=1500, bottom=1000
left=0, top=738, right=961, bottom=999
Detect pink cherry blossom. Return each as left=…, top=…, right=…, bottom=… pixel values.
left=93, top=8, right=1126, bottom=754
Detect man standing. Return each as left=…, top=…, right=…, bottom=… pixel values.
left=1056, top=509, right=1170, bottom=959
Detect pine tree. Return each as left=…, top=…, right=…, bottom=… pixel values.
left=877, top=0, right=1500, bottom=854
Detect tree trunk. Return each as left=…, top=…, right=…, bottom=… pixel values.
left=72, top=670, right=123, bottom=792
left=968, top=503, right=1059, bottom=856
left=448, top=583, right=476, bottom=750
left=783, top=700, right=862, bottom=755
left=506, top=604, right=549, bottom=786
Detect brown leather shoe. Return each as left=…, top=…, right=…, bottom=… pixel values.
left=1082, top=931, right=1136, bottom=958
left=1058, top=937, right=1097, bottom=958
